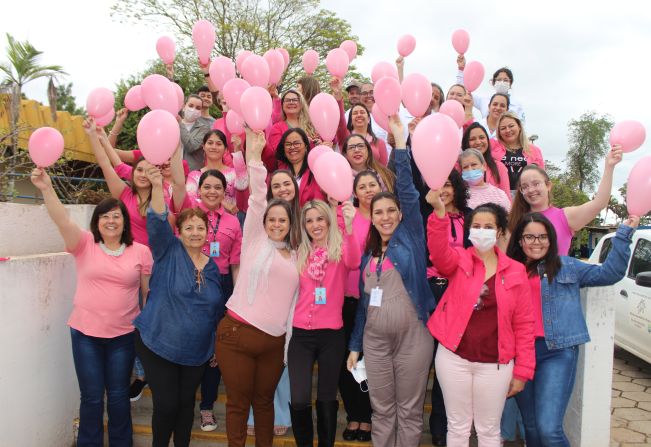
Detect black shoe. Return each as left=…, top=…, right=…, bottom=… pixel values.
left=342, top=426, right=358, bottom=441
left=356, top=429, right=372, bottom=442
left=289, top=403, right=313, bottom=447
left=316, top=400, right=338, bottom=447
left=432, top=434, right=447, bottom=446
left=129, top=379, right=147, bottom=402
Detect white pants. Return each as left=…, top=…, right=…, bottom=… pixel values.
left=435, top=345, right=513, bottom=447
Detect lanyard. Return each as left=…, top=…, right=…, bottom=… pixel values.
left=208, top=212, right=222, bottom=242
left=375, top=251, right=386, bottom=282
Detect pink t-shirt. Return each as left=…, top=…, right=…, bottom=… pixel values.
left=541, top=207, right=574, bottom=256
left=198, top=202, right=243, bottom=275
left=529, top=274, right=545, bottom=338
left=120, top=188, right=149, bottom=247
left=66, top=231, right=153, bottom=338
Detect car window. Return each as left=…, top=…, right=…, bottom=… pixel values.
left=628, top=238, right=651, bottom=279
left=598, top=237, right=613, bottom=264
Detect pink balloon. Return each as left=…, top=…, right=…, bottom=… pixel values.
left=451, top=29, right=470, bottom=55
left=464, top=61, right=485, bottom=93
left=312, top=151, right=353, bottom=202
left=171, top=82, right=184, bottom=112
left=241, top=54, right=270, bottom=87
left=28, top=127, right=64, bottom=167
left=411, top=113, right=462, bottom=189
left=309, top=93, right=340, bottom=142
left=627, top=156, right=651, bottom=216
left=86, top=88, right=115, bottom=118
left=235, top=50, right=253, bottom=74
left=264, top=49, right=285, bottom=85
left=401, top=73, right=433, bottom=117
left=277, top=48, right=290, bottom=69
left=95, top=109, right=115, bottom=127
left=374, top=77, right=402, bottom=116
left=209, top=56, right=236, bottom=91
left=371, top=61, right=399, bottom=84
left=397, top=34, right=416, bottom=57
left=610, top=120, right=646, bottom=153
left=136, top=109, right=180, bottom=165
left=141, top=74, right=178, bottom=115
left=225, top=110, right=245, bottom=135
left=325, top=48, right=349, bottom=79
left=192, top=19, right=216, bottom=65
left=156, top=36, right=176, bottom=64
left=307, top=145, right=332, bottom=171
left=340, top=40, right=357, bottom=61
left=222, top=78, right=250, bottom=115
left=371, top=104, right=390, bottom=133
left=239, top=86, right=272, bottom=131
left=439, top=100, right=465, bottom=128
left=302, top=49, right=319, bottom=75
left=124, top=85, right=146, bottom=112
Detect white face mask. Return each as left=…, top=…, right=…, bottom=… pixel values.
left=469, top=228, right=497, bottom=252
left=183, top=107, right=201, bottom=122
left=350, top=358, right=369, bottom=392
left=494, top=80, right=510, bottom=95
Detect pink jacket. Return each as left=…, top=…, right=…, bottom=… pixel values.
left=426, top=213, right=536, bottom=381
left=491, top=139, right=545, bottom=170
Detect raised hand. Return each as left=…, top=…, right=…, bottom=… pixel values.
left=30, top=167, right=53, bottom=191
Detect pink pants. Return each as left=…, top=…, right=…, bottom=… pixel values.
left=435, top=345, right=513, bottom=447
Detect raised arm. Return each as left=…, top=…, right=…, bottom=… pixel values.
left=396, top=56, right=405, bottom=83
left=30, top=168, right=82, bottom=251
left=169, top=142, right=187, bottom=211
left=108, top=108, right=128, bottom=148
left=243, top=129, right=269, bottom=242
left=564, top=145, right=622, bottom=232
left=340, top=201, right=362, bottom=270
left=391, top=115, right=421, bottom=240
left=83, top=118, right=127, bottom=198
left=425, top=189, right=462, bottom=277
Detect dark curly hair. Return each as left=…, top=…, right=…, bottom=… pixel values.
left=463, top=202, right=508, bottom=249
left=447, top=169, right=469, bottom=212
left=276, top=127, right=311, bottom=178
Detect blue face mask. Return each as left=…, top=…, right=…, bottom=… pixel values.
left=462, top=169, right=484, bottom=186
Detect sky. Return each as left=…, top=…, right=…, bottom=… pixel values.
left=2, top=0, right=651, bottom=201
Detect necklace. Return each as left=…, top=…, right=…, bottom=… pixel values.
left=100, top=242, right=126, bottom=257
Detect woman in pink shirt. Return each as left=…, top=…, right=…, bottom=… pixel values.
left=507, top=145, right=622, bottom=255
left=341, top=134, right=395, bottom=193
left=215, top=129, right=301, bottom=447
left=30, top=168, right=152, bottom=447
left=462, top=122, right=510, bottom=199
left=345, top=104, right=389, bottom=166
left=288, top=200, right=360, bottom=447
left=459, top=149, right=512, bottom=212
left=185, top=129, right=248, bottom=215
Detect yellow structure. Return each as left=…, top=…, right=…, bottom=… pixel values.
left=0, top=93, right=95, bottom=163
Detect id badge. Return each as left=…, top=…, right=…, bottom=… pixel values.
left=209, top=241, right=220, bottom=257
left=369, top=287, right=383, bottom=307
left=315, top=287, right=327, bottom=305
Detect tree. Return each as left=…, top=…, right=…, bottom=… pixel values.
left=565, top=111, right=613, bottom=192
left=55, top=82, right=85, bottom=115
left=111, top=0, right=364, bottom=89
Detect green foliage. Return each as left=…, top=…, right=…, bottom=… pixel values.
left=55, top=82, right=85, bottom=115
left=610, top=182, right=651, bottom=225
left=565, top=111, right=613, bottom=192
left=0, top=33, right=67, bottom=88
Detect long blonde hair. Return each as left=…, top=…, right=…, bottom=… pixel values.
left=297, top=200, right=343, bottom=271
left=497, top=111, right=531, bottom=156
left=281, top=89, right=317, bottom=140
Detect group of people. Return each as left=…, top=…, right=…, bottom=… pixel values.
left=34, top=53, right=640, bottom=447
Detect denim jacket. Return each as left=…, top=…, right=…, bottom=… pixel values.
left=134, top=208, right=225, bottom=366
left=540, top=224, right=634, bottom=350
left=349, top=148, right=435, bottom=352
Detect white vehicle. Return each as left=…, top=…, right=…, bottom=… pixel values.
left=588, top=228, right=651, bottom=363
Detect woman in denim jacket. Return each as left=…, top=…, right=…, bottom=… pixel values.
left=507, top=212, right=639, bottom=447
left=347, top=116, right=435, bottom=447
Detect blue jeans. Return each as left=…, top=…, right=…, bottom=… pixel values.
left=515, top=339, right=578, bottom=447
left=70, top=328, right=135, bottom=447
left=501, top=397, right=524, bottom=441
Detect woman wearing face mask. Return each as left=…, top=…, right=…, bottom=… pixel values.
left=276, top=127, right=326, bottom=206
left=345, top=104, right=389, bottom=166
left=508, top=144, right=622, bottom=256
left=492, top=112, right=545, bottom=195
left=185, top=130, right=248, bottom=216
left=462, top=123, right=510, bottom=198
left=459, top=149, right=512, bottom=212
left=135, top=165, right=225, bottom=447
left=288, top=199, right=360, bottom=447
left=426, top=196, right=535, bottom=447
left=337, top=171, right=380, bottom=442
left=216, top=129, right=301, bottom=447
left=347, top=116, right=436, bottom=447
left=477, top=94, right=509, bottom=139
left=341, top=134, right=395, bottom=192
left=180, top=94, right=214, bottom=171
left=507, top=213, right=639, bottom=447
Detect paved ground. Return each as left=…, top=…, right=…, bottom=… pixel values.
left=611, top=347, right=651, bottom=446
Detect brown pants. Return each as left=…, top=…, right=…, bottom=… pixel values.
left=215, top=314, right=285, bottom=447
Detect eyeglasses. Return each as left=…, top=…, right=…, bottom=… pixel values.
left=347, top=143, right=366, bottom=152
left=360, top=91, right=374, bottom=97
left=519, top=181, right=544, bottom=192
left=521, top=234, right=549, bottom=244
left=283, top=97, right=300, bottom=104
left=284, top=141, right=304, bottom=149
